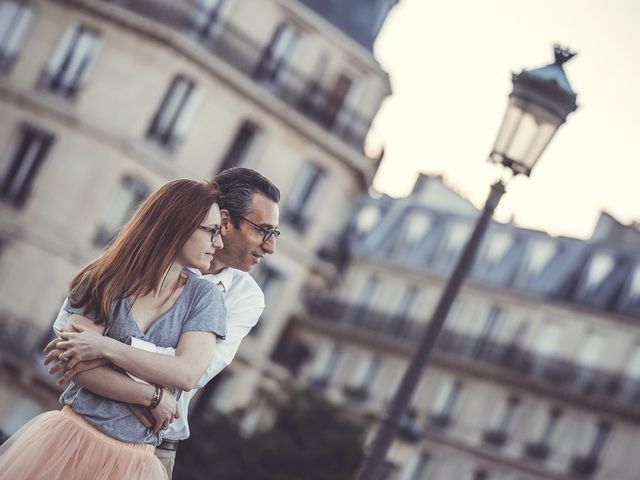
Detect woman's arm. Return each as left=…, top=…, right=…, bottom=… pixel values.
left=58, top=316, right=217, bottom=391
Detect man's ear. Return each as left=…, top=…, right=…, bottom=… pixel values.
left=220, top=209, right=231, bottom=233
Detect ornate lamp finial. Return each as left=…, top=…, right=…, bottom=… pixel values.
left=553, top=44, right=576, bottom=65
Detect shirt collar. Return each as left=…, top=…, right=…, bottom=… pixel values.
left=206, top=267, right=234, bottom=292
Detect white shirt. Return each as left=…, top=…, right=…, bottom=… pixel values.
left=53, top=267, right=265, bottom=440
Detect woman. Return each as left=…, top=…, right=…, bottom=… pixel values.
left=0, top=179, right=226, bottom=480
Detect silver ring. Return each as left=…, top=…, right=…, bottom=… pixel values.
left=59, top=353, right=70, bottom=362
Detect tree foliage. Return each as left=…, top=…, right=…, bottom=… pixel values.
left=174, top=391, right=365, bottom=480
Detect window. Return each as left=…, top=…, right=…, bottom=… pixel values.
left=0, top=1, right=33, bottom=73
left=283, top=162, right=324, bottom=233
left=355, top=205, right=380, bottom=234
left=468, top=306, right=502, bottom=359
left=310, top=341, right=341, bottom=389
left=524, top=407, right=562, bottom=460
left=401, top=451, right=430, bottom=480
left=320, top=73, right=357, bottom=130
left=571, top=421, right=611, bottom=476
left=514, top=238, right=556, bottom=286
left=388, top=285, right=417, bottom=337
left=393, top=211, right=431, bottom=253
left=349, top=352, right=380, bottom=389
left=40, top=24, right=102, bottom=99
left=429, top=377, right=462, bottom=429
left=477, top=230, right=513, bottom=273
left=147, top=74, right=200, bottom=149
left=254, top=22, right=299, bottom=85
left=250, top=262, right=282, bottom=334
left=619, top=264, right=640, bottom=311
left=577, top=253, right=615, bottom=299
left=190, top=0, right=226, bottom=40
left=0, top=123, right=54, bottom=207
left=483, top=395, right=519, bottom=447
left=93, top=175, right=150, bottom=246
left=435, top=222, right=471, bottom=268
left=217, top=120, right=261, bottom=172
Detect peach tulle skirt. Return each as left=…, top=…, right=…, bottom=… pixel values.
left=0, top=406, right=168, bottom=480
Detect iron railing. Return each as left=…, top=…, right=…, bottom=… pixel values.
left=99, top=0, right=373, bottom=151
left=304, top=295, right=640, bottom=410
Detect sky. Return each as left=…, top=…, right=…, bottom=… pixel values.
left=371, top=0, right=639, bottom=240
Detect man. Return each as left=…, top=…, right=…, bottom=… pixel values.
left=47, top=167, right=280, bottom=478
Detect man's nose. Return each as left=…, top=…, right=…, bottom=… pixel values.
left=262, top=236, right=276, bottom=255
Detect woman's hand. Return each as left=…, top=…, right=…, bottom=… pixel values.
left=56, top=324, right=110, bottom=369
left=150, top=390, right=180, bottom=434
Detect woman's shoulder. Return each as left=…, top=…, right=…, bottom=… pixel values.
left=184, top=269, right=223, bottom=301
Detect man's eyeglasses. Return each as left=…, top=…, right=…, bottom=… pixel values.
left=239, top=216, right=280, bottom=243
left=199, top=225, right=222, bottom=243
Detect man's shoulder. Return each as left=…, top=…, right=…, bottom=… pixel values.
left=228, top=268, right=263, bottom=299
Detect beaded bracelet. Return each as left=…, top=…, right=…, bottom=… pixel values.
left=149, top=385, right=163, bottom=410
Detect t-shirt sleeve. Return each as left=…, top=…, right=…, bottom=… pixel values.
left=181, top=280, right=227, bottom=339
left=62, top=297, right=93, bottom=318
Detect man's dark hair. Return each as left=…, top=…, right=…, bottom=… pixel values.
left=214, top=167, right=280, bottom=227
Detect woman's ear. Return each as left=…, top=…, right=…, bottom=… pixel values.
left=220, top=209, right=231, bottom=233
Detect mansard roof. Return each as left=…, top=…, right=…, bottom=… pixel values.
left=344, top=190, right=640, bottom=320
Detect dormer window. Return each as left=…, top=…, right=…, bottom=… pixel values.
left=395, top=211, right=431, bottom=252
left=579, top=253, right=615, bottom=296
left=479, top=230, right=513, bottom=271
left=515, top=239, right=557, bottom=285
left=355, top=205, right=380, bottom=234
left=619, top=264, right=640, bottom=310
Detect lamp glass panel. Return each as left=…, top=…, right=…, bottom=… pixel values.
left=519, top=120, right=559, bottom=172
left=491, top=100, right=524, bottom=157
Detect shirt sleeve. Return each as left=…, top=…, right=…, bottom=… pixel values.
left=181, top=280, right=227, bottom=339
left=53, top=298, right=71, bottom=336
left=193, top=279, right=264, bottom=387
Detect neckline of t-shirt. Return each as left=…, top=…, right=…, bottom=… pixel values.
left=125, top=271, right=194, bottom=336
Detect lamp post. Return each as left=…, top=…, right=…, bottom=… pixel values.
left=355, top=45, right=579, bottom=480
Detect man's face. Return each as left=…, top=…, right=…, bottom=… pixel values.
left=214, top=193, right=279, bottom=272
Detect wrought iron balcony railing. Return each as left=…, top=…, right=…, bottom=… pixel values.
left=304, top=296, right=640, bottom=411
left=99, top=0, right=373, bottom=152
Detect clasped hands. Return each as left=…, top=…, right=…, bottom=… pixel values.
left=43, top=319, right=179, bottom=433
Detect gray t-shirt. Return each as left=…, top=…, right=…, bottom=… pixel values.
left=61, top=270, right=226, bottom=445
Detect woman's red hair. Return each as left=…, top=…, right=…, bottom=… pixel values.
left=69, top=179, right=220, bottom=325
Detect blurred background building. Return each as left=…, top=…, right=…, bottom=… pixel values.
left=280, top=174, right=640, bottom=479
left=1, top=1, right=640, bottom=480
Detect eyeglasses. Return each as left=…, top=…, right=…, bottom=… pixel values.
left=198, top=225, right=222, bottom=243
left=239, top=216, right=281, bottom=243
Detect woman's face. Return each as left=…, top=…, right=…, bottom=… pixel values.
left=177, top=203, right=223, bottom=271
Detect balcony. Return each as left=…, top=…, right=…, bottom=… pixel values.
left=570, top=456, right=598, bottom=477
left=99, top=0, right=372, bottom=152
left=523, top=442, right=550, bottom=461
left=428, top=413, right=451, bottom=430
left=483, top=429, right=508, bottom=448
left=303, top=295, right=640, bottom=414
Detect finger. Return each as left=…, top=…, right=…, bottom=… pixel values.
left=48, top=361, right=66, bottom=376
left=43, top=338, right=61, bottom=353
left=65, top=356, right=81, bottom=370
left=44, top=349, right=61, bottom=365
left=58, top=367, right=77, bottom=385
left=56, top=340, right=73, bottom=349
left=129, top=406, right=153, bottom=428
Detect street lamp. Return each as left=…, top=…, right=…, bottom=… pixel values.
left=356, top=45, right=578, bottom=480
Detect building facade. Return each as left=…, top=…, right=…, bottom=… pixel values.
left=0, top=0, right=394, bottom=434
left=276, top=174, right=640, bottom=479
